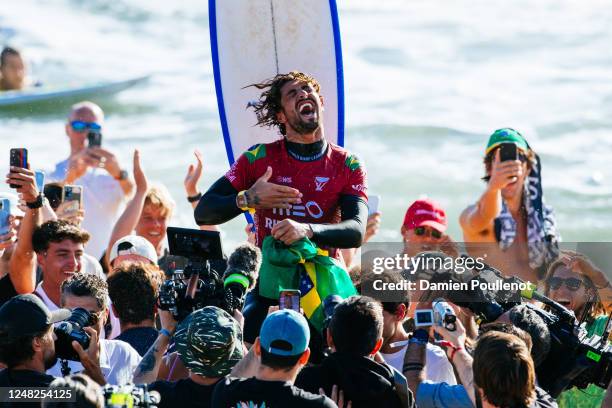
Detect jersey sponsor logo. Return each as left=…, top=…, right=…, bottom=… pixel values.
left=314, top=176, right=330, bottom=191
left=352, top=184, right=366, bottom=192
left=345, top=154, right=361, bottom=171
left=276, top=176, right=292, bottom=184
left=244, top=144, right=267, bottom=164
left=272, top=200, right=324, bottom=219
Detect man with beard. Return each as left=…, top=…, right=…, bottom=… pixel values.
left=0, top=294, right=104, bottom=405
left=460, top=128, right=559, bottom=284
left=195, top=71, right=368, bottom=345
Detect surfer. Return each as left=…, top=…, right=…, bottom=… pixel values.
left=195, top=71, right=368, bottom=345
left=459, top=128, right=559, bottom=284
left=0, top=47, right=26, bottom=91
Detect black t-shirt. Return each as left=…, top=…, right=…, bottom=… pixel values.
left=149, top=378, right=219, bottom=408
left=212, top=377, right=336, bottom=408
left=0, top=369, right=56, bottom=408
left=115, top=327, right=159, bottom=357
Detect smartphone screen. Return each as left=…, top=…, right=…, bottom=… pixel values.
left=499, top=143, right=518, bottom=162
left=414, top=309, right=434, bottom=327
left=87, top=131, right=102, bottom=148
left=63, top=185, right=83, bottom=213
left=35, top=171, right=45, bottom=193
left=368, top=194, right=380, bottom=216
left=0, top=199, right=11, bottom=235
left=279, top=290, right=301, bottom=312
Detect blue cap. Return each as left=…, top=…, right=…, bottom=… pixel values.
left=260, top=310, right=310, bottom=356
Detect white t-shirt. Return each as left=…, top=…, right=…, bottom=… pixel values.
left=35, top=284, right=121, bottom=339
left=82, top=253, right=106, bottom=281
left=48, top=159, right=125, bottom=259
left=381, top=343, right=457, bottom=385
left=47, top=338, right=141, bottom=385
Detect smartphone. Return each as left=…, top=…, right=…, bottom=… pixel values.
left=414, top=309, right=434, bottom=327
left=35, top=170, right=45, bottom=193
left=0, top=199, right=11, bottom=236
left=9, top=148, right=28, bottom=189
left=279, top=289, right=301, bottom=312
left=62, top=185, right=83, bottom=214
left=44, top=183, right=64, bottom=211
left=368, top=194, right=380, bottom=216
left=87, top=131, right=102, bottom=148
left=499, top=143, right=518, bottom=162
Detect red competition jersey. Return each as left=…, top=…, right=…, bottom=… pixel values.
left=225, top=139, right=368, bottom=253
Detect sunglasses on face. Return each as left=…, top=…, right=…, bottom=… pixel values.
left=548, top=277, right=584, bottom=291
left=70, top=121, right=102, bottom=132
left=414, top=226, right=442, bottom=239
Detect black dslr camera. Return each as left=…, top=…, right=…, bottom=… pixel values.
left=158, top=227, right=259, bottom=322
left=54, top=307, right=92, bottom=361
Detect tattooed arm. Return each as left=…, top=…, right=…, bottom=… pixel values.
left=133, top=310, right=176, bottom=385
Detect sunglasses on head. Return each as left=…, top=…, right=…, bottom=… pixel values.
left=414, top=226, right=442, bottom=239
left=70, top=121, right=102, bottom=132
left=548, top=277, right=584, bottom=291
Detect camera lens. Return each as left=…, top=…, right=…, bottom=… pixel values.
left=67, top=307, right=92, bottom=328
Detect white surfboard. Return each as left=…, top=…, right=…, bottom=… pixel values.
left=0, top=76, right=149, bottom=108
left=209, top=0, right=345, bottom=164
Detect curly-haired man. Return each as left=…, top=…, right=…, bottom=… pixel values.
left=195, top=71, right=368, bottom=344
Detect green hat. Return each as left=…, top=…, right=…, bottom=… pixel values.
left=485, top=128, right=529, bottom=155
left=174, top=306, right=244, bottom=377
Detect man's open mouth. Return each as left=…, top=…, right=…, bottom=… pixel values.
left=297, top=100, right=316, bottom=119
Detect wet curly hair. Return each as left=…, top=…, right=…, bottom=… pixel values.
left=246, top=71, right=320, bottom=136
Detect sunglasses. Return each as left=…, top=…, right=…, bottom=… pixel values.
left=70, top=121, right=102, bottom=132
left=548, top=277, right=584, bottom=291
left=414, top=226, right=442, bottom=239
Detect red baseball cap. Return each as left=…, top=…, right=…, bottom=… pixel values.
left=403, top=199, right=447, bottom=232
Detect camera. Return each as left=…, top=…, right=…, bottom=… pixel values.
left=432, top=298, right=457, bottom=331
left=103, top=384, right=160, bottom=408
left=158, top=227, right=260, bottom=321
left=54, top=307, right=92, bottom=361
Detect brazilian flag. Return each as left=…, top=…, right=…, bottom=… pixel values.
left=259, top=236, right=357, bottom=331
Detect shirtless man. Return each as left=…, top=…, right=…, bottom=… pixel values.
left=460, top=128, right=558, bottom=284
left=0, top=47, right=26, bottom=91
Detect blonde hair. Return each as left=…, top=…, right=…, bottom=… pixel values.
left=144, top=184, right=175, bottom=220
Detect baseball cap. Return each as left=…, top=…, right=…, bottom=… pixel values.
left=485, top=128, right=529, bottom=155
left=109, top=235, right=157, bottom=265
left=0, top=294, right=70, bottom=340
left=174, top=306, right=244, bottom=377
left=403, top=199, right=447, bottom=232
left=0, top=192, right=25, bottom=217
left=260, top=309, right=310, bottom=357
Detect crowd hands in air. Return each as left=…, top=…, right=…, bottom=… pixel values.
left=0, top=64, right=611, bottom=408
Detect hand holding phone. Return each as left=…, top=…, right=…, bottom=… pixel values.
left=499, top=143, right=518, bottom=162
left=368, top=194, right=380, bottom=216
left=279, top=289, right=301, bottom=312
left=87, top=131, right=102, bottom=148
left=0, top=199, right=11, bottom=236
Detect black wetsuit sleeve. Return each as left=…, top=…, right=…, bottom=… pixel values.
left=309, top=195, right=367, bottom=249
left=194, top=176, right=242, bottom=225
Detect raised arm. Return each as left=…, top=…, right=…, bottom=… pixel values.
left=133, top=309, right=176, bottom=385
left=184, top=150, right=219, bottom=232
left=6, top=167, right=41, bottom=294
left=460, top=149, right=521, bottom=235
left=104, top=150, right=147, bottom=270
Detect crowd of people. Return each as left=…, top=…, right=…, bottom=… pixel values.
left=1, top=54, right=612, bottom=408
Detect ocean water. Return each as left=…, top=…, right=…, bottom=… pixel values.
left=1, top=0, right=612, bottom=251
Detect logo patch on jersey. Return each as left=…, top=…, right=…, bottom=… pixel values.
left=276, top=176, right=292, bottom=184
left=314, top=176, right=330, bottom=191
left=244, top=144, right=267, bottom=164
left=345, top=155, right=361, bottom=171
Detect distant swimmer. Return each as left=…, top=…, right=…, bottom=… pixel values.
left=0, top=47, right=26, bottom=91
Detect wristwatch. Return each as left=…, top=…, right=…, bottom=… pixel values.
left=236, top=190, right=255, bottom=213
left=114, top=169, right=129, bottom=181
left=25, top=194, right=44, bottom=209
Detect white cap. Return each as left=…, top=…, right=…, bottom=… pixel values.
left=109, top=235, right=158, bottom=265
left=0, top=192, right=25, bottom=217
